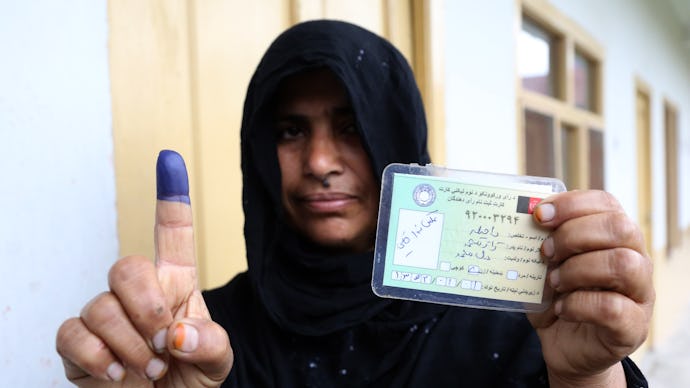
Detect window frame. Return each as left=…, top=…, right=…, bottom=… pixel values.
left=516, top=0, right=605, bottom=190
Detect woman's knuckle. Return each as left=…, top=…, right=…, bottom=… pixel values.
left=56, top=318, right=81, bottom=354
left=108, top=255, right=148, bottom=287
left=607, top=212, right=638, bottom=243
left=610, top=248, right=641, bottom=279
left=81, top=292, right=120, bottom=325
left=599, top=190, right=622, bottom=210
left=597, top=293, right=625, bottom=321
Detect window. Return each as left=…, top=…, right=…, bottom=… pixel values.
left=518, top=0, right=604, bottom=190
left=561, top=123, right=579, bottom=189
left=588, top=129, right=604, bottom=189
left=524, top=110, right=555, bottom=177
left=519, top=17, right=559, bottom=98
left=574, top=49, right=597, bottom=111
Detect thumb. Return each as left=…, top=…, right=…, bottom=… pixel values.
left=168, top=313, right=234, bottom=384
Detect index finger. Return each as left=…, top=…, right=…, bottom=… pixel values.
left=533, top=189, right=647, bottom=263
left=155, top=150, right=196, bottom=269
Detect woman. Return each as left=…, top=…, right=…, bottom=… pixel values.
left=57, top=20, right=652, bottom=387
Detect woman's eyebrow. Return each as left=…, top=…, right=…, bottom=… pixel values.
left=276, top=105, right=353, bottom=121
left=275, top=113, right=307, bottom=122
left=333, top=106, right=354, bottom=115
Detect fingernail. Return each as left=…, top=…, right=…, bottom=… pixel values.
left=535, top=203, right=555, bottom=223
left=554, top=299, right=563, bottom=315
left=173, top=322, right=199, bottom=353
left=156, top=150, right=191, bottom=204
left=145, top=358, right=166, bottom=380
left=549, top=268, right=560, bottom=289
left=106, top=361, right=125, bottom=381
left=152, top=328, right=167, bottom=353
left=541, top=237, right=554, bottom=258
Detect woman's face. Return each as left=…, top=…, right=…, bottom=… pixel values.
left=274, top=69, right=379, bottom=253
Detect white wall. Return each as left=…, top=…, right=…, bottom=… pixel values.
left=0, top=1, right=118, bottom=386
left=444, top=0, right=519, bottom=174
left=444, top=0, right=690, bottom=250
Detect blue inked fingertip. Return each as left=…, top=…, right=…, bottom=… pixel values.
left=156, top=150, right=191, bottom=204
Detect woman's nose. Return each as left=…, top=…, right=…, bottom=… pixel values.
left=305, top=128, right=343, bottom=179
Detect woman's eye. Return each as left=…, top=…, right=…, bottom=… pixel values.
left=276, top=125, right=305, bottom=141
left=340, top=123, right=358, bottom=136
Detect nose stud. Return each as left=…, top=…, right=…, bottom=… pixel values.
left=321, top=176, right=330, bottom=188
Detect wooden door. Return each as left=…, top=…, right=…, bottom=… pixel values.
left=665, top=101, right=680, bottom=253
left=635, top=85, right=652, bottom=257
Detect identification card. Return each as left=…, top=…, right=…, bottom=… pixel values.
left=372, top=164, right=566, bottom=312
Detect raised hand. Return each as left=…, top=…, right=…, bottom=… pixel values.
left=56, top=150, right=232, bottom=387
left=528, top=190, right=654, bottom=386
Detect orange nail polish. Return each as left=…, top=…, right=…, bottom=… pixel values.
left=173, top=322, right=186, bottom=350
left=535, top=203, right=555, bottom=223
left=172, top=322, right=199, bottom=352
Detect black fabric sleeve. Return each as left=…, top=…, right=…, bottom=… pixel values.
left=622, top=357, right=648, bottom=388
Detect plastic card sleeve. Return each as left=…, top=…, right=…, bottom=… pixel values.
left=372, top=163, right=566, bottom=313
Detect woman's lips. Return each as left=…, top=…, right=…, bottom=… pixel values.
left=298, top=192, right=356, bottom=212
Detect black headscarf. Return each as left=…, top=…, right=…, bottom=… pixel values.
left=239, top=20, right=438, bottom=337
